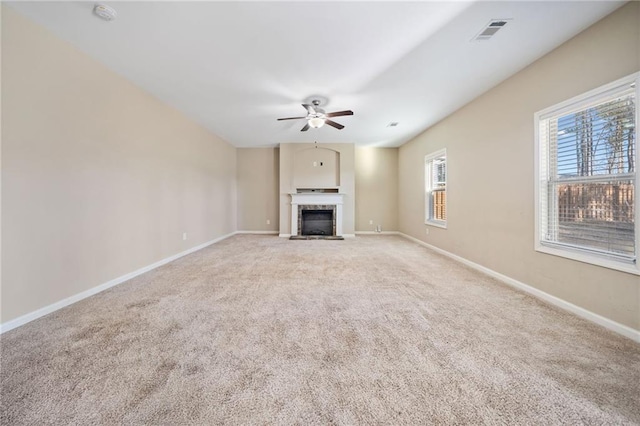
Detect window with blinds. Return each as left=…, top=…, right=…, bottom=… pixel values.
left=536, top=73, right=638, bottom=272
left=425, top=149, right=447, bottom=227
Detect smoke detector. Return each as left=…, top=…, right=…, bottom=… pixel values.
left=93, top=4, right=117, bottom=21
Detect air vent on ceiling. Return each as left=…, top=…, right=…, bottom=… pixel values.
left=387, top=122, right=399, bottom=128
left=473, top=19, right=510, bottom=41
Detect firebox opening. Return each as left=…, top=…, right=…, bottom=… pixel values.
left=301, top=209, right=333, bottom=236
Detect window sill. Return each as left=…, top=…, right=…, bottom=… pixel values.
left=535, top=243, right=639, bottom=276
left=426, top=220, right=447, bottom=229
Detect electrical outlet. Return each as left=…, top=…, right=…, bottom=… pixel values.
left=266, top=219, right=270, bottom=225
left=369, top=220, right=373, bottom=225
left=183, top=233, right=187, bottom=240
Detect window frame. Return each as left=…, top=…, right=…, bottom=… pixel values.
left=534, top=72, right=639, bottom=275
left=425, top=148, right=447, bottom=228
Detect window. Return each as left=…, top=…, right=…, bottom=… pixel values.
left=535, top=73, right=639, bottom=274
left=425, top=149, right=447, bottom=227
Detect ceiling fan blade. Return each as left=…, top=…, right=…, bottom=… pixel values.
left=277, top=116, right=307, bottom=121
left=326, top=110, right=354, bottom=118
left=325, top=119, right=345, bottom=130
left=302, top=104, right=316, bottom=114
left=301, top=123, right=310, bottom=132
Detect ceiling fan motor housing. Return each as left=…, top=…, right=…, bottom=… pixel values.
left=276, top=100, right=353, bottom=131
left=310, top=100, right=325, bottom=114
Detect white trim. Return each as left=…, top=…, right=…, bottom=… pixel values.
left=279, top=233, right=292, bottom=238
left=425, top=148, right=447, bottom=227
left=535, top=243, right=639, bottom=276
left=534, top=72, right=639, bottom=276
left=342, top=234, right=356, bottom=238
left=536, top=72, right=639, bottom=119
left=235, top=230, right=279, bottom=235
left=426, top=221, right=447, bottom=229
left=290, top=193, right=344, bottom=237
left=399, top=232, right=640, bottom=343
left=0, top=232, right=236, bottom=334
left=355, top=231, right=400, bottom=235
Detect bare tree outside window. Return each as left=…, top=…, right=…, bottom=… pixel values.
left=538, top=78, right=637, bottom=265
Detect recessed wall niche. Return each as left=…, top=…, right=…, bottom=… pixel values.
left=279, top=143, right=354, bottom=237
left=292, top=147, right=340, bottom=188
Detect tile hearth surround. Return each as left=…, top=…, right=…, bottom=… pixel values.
left=290, top=193, right=344, bottom=236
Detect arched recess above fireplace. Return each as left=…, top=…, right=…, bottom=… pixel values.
left=292, top=147, right=340, bottom=188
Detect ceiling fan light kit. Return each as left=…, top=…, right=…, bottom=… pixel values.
left=277, top=99, right=353, bottom=132
left=309, top=117, right=325, bottom=128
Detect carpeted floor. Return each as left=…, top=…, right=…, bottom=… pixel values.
left=1, top=234, right=639, bottom=424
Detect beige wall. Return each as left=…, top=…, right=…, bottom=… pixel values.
left=279, top=143, right=355, bottom=236
left=1, top=7, right=237, bottom=323
left=4, top=2, right=637, bottom=335
left=355, top=147, right=398, bottom=232
left=237, top=148, right=279, bottom=232
left=238, top=146, right=394, bottom=235
left=398, top=3, right=640, bottom=330
left=293, top=148, right=340, bottom=189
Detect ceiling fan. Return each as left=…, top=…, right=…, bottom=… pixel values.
left=277, top=100, right=353, bottom=131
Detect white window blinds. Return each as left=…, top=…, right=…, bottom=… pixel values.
left=425, top=149, right=447, bottom=226
left=538, top=80, right=636, bottom=263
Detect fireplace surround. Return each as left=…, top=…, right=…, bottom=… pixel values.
left=299, top=206, right=336, bottom=236
left=290, top=192, right=344, bottom=237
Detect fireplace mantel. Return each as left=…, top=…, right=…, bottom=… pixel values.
left=290, top=193, right=344, bottom=236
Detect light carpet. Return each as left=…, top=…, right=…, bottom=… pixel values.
left=1, top=235, right=639, bottom=424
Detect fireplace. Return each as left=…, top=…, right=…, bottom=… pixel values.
left=299, top=206, right=336, bottom=236
left=289, top=192, right=344, bottom=238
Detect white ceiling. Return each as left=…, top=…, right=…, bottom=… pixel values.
left=8, top=1, right=625, bottom=148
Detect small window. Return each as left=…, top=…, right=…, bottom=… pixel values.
left=535, top=73, right=638, bottom=274
left=425, top=149, right=447, bottom=227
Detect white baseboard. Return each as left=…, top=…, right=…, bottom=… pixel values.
left=342, top=234, right=356, bottom=238
left=279, top=234, right=291, bottom=238
left=236, top=230, right=279, bottom=235
left=8, top=230, right=635, bottom=343
left=0, top=232, right=236, bottom=334
left=399, top=233, right=640, bottom=343
left=355, top=231, right=400, bottom=235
